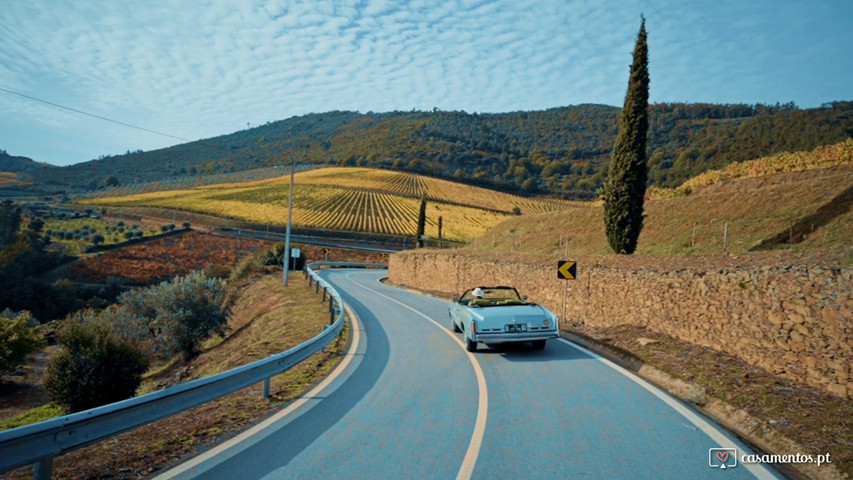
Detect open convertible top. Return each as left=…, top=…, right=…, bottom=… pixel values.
left=457, top=286, right=527, bottom=307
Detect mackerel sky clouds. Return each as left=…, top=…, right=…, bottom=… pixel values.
left=1, top=0, right=851, bottom=166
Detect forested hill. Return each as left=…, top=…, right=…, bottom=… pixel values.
left=0, top=150, right=59, bottom=177
left=6, top=101, right=853, bottom=197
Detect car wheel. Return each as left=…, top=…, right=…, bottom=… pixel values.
left=465, top=336, right=477, bottom=352
left=531, top=340, right=547, bottom=350
left=451, top=319, right=461, bottom=333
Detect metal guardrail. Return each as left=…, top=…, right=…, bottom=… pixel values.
left=0, top=262, right=386, bottom=479
left=217, top=227, right=409, bottom=253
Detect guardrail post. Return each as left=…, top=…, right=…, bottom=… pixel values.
left=34, top=458, right=52, bottom=480
left=262, top=378, right=270, bottom=398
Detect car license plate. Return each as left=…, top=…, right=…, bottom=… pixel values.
left=505, top=324, right=527, bottom=333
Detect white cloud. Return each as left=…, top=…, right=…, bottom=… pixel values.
left=0, top=0, right=851, bottom=165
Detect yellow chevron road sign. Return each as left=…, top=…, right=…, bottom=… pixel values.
left=557, top=260, right=577, bottom=280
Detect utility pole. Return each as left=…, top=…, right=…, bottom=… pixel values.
left=283, top=160, right=295, bottom=286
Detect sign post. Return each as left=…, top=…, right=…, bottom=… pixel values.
left=283, top=161, right=294, bottom=286
left=557, top=260, right=577, bottom=323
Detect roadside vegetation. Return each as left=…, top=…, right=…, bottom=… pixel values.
left=0, top=237, right=350, bottom=479
left=0, top=311, right=43, bottom=374
left=44, top=315, right=150, bottom=413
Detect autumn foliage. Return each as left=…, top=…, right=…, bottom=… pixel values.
left=71, top=231, right=269, bottom=285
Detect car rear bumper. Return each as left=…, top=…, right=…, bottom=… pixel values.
left=472, top=330, right=559, bottom=344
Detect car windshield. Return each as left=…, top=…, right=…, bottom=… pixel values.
left=459, top=287, right=525, bottom=306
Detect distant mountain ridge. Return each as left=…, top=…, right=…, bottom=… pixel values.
left=4, top=101, right=852, bottom=196
left=0, top=150, right=58, bottom=174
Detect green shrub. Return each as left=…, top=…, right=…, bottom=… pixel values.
left=203, top=264, right=232, bottom=280
left=230, top=253, right=266, bottom=281
left=118, top=271, right=231, bottom=359
left=0, top=403, right=64, bottom=431
left=257, top=242, right=286, bottom=266
left=44, top=312, right=149, bottom=413
left=0, top=310, right=44, bottom=373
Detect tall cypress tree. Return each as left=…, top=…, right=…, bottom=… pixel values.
left=603, top=16, right=649, bottom=254
left=416, top=197, right=427, bottom=247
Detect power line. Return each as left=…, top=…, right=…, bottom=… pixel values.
left=0, top=86, right=192, bottom=143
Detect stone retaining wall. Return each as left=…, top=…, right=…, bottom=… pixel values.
left=388, top=250, right=852, bottom=398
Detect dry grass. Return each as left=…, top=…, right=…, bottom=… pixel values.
left=467, top=165, right=853, bottom=256
left=0, top=271, right=348, bottom=480
left=650, top=139, right=853, bottom=198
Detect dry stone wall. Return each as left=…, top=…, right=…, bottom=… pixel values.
left=389, top=250, right=852, bottom=398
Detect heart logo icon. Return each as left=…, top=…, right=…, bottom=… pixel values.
left=716, top=451, right=729, bottom=463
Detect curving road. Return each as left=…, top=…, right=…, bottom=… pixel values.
left=156, top=269, right=782, bottom=480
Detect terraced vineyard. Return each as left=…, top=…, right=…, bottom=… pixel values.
left=85, top=167, right=593, bottom=242
left=0, top=172, right=23, bottom=186
left=287, top=167, right=592, bottom=213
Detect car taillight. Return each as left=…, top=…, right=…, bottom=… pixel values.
left=472, top=321, right=477, bottom=333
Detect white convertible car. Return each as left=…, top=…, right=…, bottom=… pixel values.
left=449, top=286, right=560, bottom=352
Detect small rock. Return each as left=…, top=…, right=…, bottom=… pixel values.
left=827, top=383, right=847, bottom=397
left=637, top=337, right=659, bottom=346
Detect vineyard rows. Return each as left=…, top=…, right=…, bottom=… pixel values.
left=85, top=167, right=594, bottom=241
left=78, top=164, right=316, bottom=200
left=292, top=167, right=595, bottom=213
left=0, top=172, right=19, bottom=185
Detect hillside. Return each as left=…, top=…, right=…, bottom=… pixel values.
left=466, top=140, right=853, bottom=256
left=80, top=167, right=593, bottom=242
left=0, top=173, right=22, bottom=187
left=0, top=151, right=58, bottom=175
left=0, top=151, right=55, bottom=192
left=5, top=102, right=852, bottom=198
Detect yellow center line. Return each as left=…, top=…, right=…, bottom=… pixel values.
left=343, top=272, right=487, bottom=480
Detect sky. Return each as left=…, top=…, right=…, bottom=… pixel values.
left=1, top=1, right=851, bottom=167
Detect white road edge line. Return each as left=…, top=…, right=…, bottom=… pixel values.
left=557, top=338, right=778, bottom=480
left=153, top=301, right=364, bottom=480
left=343, top=273, right=487, bottom=480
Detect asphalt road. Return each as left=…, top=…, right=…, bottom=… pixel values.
left=156, top=269, right=782, bottom=480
